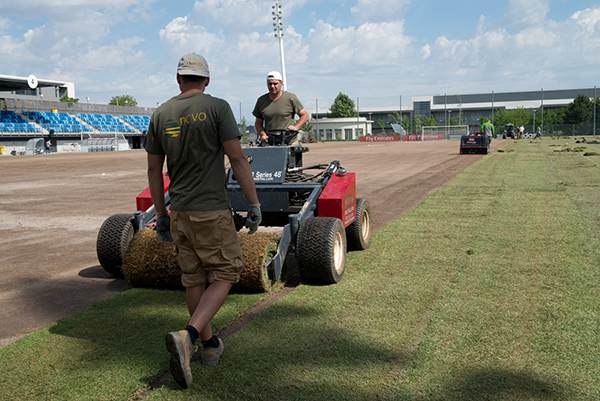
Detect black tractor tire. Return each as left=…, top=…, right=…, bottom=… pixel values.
left=297, top=217, right=346, bottom=285
left=97, top=213, right=134, bottom=276
left=346, top=198, right=372, bottom=251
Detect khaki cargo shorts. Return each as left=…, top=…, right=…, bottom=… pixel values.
left=171, top=209, right=243, bottom=288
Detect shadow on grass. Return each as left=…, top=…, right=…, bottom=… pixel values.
left=156, top=303, right=575, bottom=401
left=170, top=302, right=415, bottom=401
left=78, top=264, right=122, bottom=280
left=435, top=368, right=573, bottom=401
left=0, top=273, right=127, bottom=342
left=47, top=289, right=185, bottom=384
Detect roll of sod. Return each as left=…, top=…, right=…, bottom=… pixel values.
left=123, top=229, right=181, bottom=289
left=123, top=230, right=280, bottom=292
left=235, top=232, right=280, bottom=293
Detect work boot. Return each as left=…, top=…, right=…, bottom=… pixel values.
left=165, top=330, right=194, bottom=389
left=199, top=337, right=224, bottom=367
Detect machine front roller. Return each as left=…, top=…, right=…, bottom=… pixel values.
left=122, top=230, right=280, bottom=292
left=97, top=213, right=134, bottom=276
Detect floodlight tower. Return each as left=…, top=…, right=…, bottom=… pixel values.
left=272, top=0, right=287, bottom=90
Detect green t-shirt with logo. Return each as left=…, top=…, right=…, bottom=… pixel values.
left=252, top=91, right=304, bottom=131
left=144, top=92, right=239, bottom=211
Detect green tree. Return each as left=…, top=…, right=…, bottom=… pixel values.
left=60, top=95, right=79, bottom=104
left=329, top=92, right=357, bottom=117
left=539, top=107, right=567, bottom=125
left=448, top=116, right=460, bottom=125
left=109, top=95, right=138, bottom=107
left=238, top=116, right=249, bottom=144
left=389, top=112, right=410, bottom=130
left=300, top=121, right=318, bottom=143
left=565, top=95, right=593, bottom=124
left=414, top=115, right=437, bottom=134
left=493, top=108, right=531, bottom=128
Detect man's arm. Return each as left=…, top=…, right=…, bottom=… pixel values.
left=288, top=108, right=309, bottom=131
left=255, top=117, right=268, bottom=142
left=223, top=138, right=259, bottom=206
left=147, top=153, right=167, bottom=216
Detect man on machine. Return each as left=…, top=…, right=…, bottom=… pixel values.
left=253, top=71, right=309, bottom=146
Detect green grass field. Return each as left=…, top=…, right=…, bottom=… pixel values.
left=1, top=138, right=599, bottom=401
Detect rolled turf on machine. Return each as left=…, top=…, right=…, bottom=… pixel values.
left=123, top=230, right=280, bottom=292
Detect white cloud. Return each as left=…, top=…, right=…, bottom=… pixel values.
left=308, top=20, right=411, bottom=66
left=79, top=37, right=145, bottom=69
left=508, top=0, right=549, bottom=26
left=350, top=0, right=410, bottom=21
left=237, top=26, right=308, bottom=64
left=0, top=0, right=140, bottom=12
left=420, top=44, right=431, bottom=60
left=193, top=0, right=306, bottom=29
left=414, top=5, right=600, bottom=95
left=159, top=16, right=224, bottom=54
left=0, top=16, right=9, bottom=32
left=514, top=27, right=555, bottom=48
left=571, top=7, right=600, bottom=33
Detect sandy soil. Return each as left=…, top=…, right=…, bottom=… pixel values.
left=0, top=140, right=497, bottom=346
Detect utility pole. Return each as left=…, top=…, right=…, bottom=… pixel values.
left=491, top=90, right=495, bottom=125
left=594, top=86, right=597, bottom=136
left=444, top=92, right=447, bottom=140
left=272, top=1, right=287, bottom=90
left=315, top=98, right=319, bottom=141
left=459, top=94, right=463, bottom=125
left=541, top=88, right=544, bottom=135
left=356, top=97, right=361, bottom=137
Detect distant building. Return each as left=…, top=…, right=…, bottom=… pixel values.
left=0, top=74, right=75, bottom=101
left=311, top=117, right=371, bottom=141
left=312, top=87, right=597, bottom=133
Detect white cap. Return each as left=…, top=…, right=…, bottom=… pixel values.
left=177, top=53, right=210, bottom=77
left=266, top=71, right=283, bottom=81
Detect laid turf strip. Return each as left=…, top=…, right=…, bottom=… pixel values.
left=1, top=138, right=599, bottom=401
left=144, top=139, right=600, bottom=401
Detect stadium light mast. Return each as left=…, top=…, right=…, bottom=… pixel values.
left=272, top=0, right=287, bottom=90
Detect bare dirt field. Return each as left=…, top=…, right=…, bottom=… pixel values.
left=0, top=140, right=498, bottom=346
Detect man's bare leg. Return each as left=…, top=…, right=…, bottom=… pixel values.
left=187, top=281, right=233, bottom=334
left=185, top=285, right=213, bottom=341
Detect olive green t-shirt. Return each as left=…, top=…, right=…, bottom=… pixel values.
left=252, top=91, right=304, bottom=131
left=144, top=92, right=239, bottom=211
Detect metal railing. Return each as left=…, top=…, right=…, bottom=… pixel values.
left=1, top=97, right=154, bottom=116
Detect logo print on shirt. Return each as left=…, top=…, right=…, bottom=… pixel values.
left=162, top=120, right=181, bottom=138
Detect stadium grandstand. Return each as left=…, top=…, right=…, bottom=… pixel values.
left=0, top=74, right=153, bottom=155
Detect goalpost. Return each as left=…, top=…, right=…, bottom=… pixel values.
left=421, top=125, right=469, bottom=140
left=80, top=132, right=130, bottom=152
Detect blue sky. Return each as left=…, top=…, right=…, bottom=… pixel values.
left=0, top=0, right=599, bottom=120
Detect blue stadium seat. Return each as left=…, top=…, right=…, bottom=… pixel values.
left=0, top=111, right=39, bottom=133
left=22, top=111, right=90, bottom=133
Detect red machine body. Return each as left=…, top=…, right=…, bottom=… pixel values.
left=317, top=172, right=356, bottom=227
left=135, top=175, right=170, bottom=212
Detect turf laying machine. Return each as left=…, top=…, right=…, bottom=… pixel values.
left=459, top=132, right=491, bottom=154
left=96, top=144, right=372, bottom=292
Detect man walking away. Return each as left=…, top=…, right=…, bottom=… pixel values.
left=145, top=53, right=261, bottom=389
